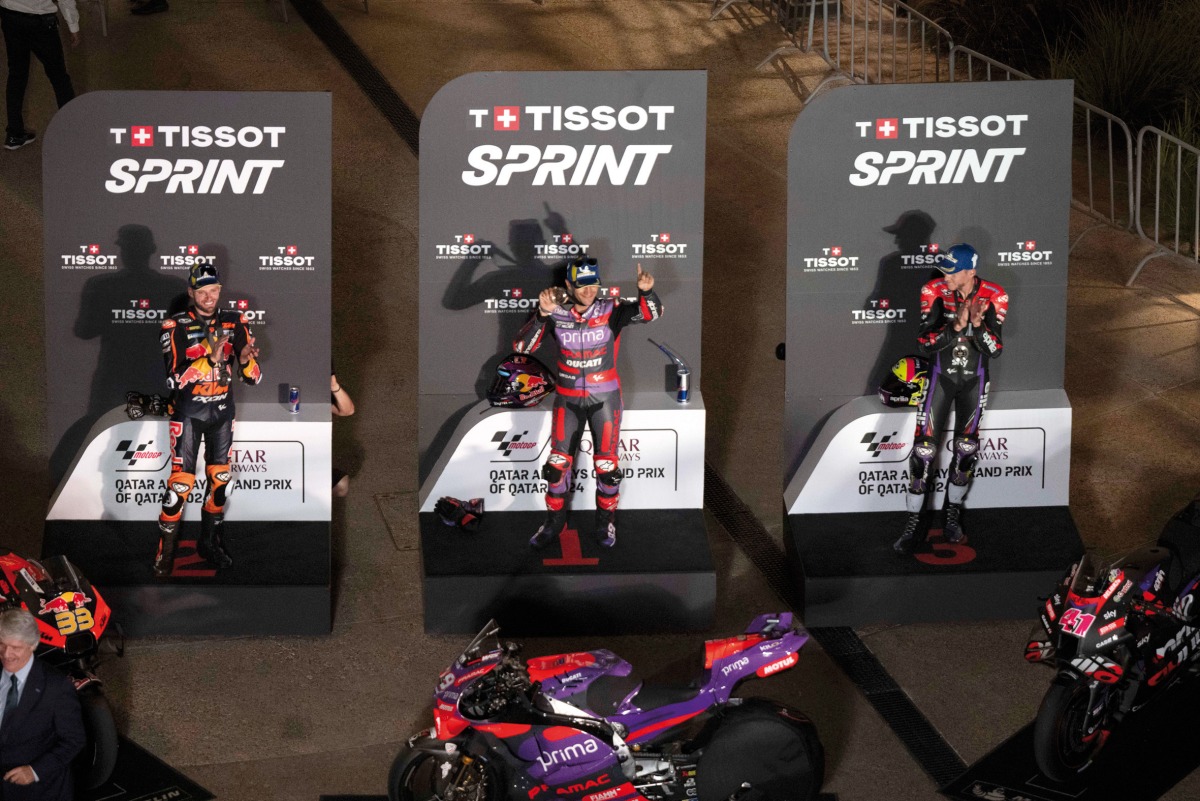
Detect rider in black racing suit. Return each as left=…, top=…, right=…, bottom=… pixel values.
left=514, top=258, right=662, bottom=549
left=153, top=264, right=262, bottom=577
left=894, top=243, right=1008, bottom=554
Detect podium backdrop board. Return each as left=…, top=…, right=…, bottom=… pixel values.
left=418, top=72, right=713, bottom=633
left=784, top=82, right=1082, bottom=625
left=42, top=91, right=332, bottom=635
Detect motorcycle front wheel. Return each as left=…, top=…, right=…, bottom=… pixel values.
left=1033, top=677, right=1111, bottom=782
left=387, top=744, right=499, bottom=801
left=76, top=689, right=119, bottom=790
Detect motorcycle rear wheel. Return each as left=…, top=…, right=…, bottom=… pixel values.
left=695, top=701, right=824, bottom=801
left=1034, top=677, right=1110, bottom=782
left=387, top=744, right=499, bottom=801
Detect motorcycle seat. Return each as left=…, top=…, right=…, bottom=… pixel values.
left=629, top=681, right=703, bottom=712
left=1160, top=512, right=1200, bottom=595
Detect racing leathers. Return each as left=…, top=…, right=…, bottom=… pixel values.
left=154, top=308, right=261, bottom=575
left=514, top=288, right=663, bottom=542
left=906, top=276, right=1008, bottom=513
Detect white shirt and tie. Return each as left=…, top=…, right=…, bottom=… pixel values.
left=0, top=657, right=39, bottom=782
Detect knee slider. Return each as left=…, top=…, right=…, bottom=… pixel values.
left=907, top=438, right=937, bottom=494
left=204, top=464, right=232, bottom=513
left=594, top=457, right=622, bottom=491
left=160, top=471, right=196, bottom=519
left=542, top=452, right=572, bottom=486
left=950, top=436, right=979, bottom=486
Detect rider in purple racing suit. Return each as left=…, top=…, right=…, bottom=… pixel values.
left=514, top=258, right=662, bottom=549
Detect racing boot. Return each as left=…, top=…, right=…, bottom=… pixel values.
left=893, top=512, right=923, bottom=554
left=197, top=511, right=233, bottom=569
left=594, top=509, right=617, bottom=548
left=530, top=509, right=567, bottom=550
left=943, top=503, right=965, bottom=543
left=152, top=520, right=179, bottom=578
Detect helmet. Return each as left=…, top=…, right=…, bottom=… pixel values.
left=878, top=356, right=930, bottom=407
left=936, top=243, right=978, bottom=274
left=188, top=263, right=221, bottom=289
left=487, top=354, right=555, bottom=408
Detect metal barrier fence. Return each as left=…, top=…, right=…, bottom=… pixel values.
left=1128, top=126, right=1200, bottom=285
left=949, top=46, right=1135, bottom=248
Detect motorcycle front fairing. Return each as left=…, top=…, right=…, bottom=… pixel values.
left=0, top=551, right=112, bottom=657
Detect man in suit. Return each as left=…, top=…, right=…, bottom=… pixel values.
left=0, top=608, right=85, bottom=801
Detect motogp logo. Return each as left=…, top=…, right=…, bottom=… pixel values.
left=492, top=430, right=539, bottom=457
left=861, top=432, right=906, bottom=458
left=114, top=439, right=163, bottom=466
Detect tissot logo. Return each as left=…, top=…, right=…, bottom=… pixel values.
left=852, top=298, right=907, bottom=324
left=227, top=300, right=267, bottom=324
left=61, top=243, right=118, bottom=268
left=160, top=245, right=217, bottom=270
left=854, top=115, right=1029, bottom=140
left=259, top=244, right=315, bottom=269
left=492, top=430, right=539, bottom=457
left=900, top=243, right=942, bottom=268
left=105, top=126, right=289, bottom=195
left=112, top=299, right=167, bottom=323
left=435, top=234, right=495, bottom=260
left=632, top=231, right=688, bottom=258
left=535, top=235, right=589, bottom=257
left=996, top=239, right=1053, bottom=265
left=874, top=118, right=899, bottom=139
left=484, top=289, right=538, bottom=314
left=114, top=439, right=163, bottom=466
left=849, top=114, right=1031, bottom=186
left=468, top=105, right=676, bottom=133
left=802, top=246, right=859, bottom=272
left=861, top=432, right=906, bottom=458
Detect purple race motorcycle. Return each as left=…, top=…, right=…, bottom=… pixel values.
left=388, top=614, right=824, bottom=801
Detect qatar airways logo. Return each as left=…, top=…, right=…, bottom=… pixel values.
left=160, top=244, right=218, bottom=270
left=435, top=233, right=495, bottom=260
left=849, top=114, right=1029, bottom=186
left=461, top=104, right=676, bottom=187
left=61, top=243, right=118, bottom=269
left=105, top=124, right=287, bottom=194
left=631, top=231, right=689, bottom=259
left=997, top=239, right=1054, bottom=266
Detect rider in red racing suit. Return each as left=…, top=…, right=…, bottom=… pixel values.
left=894, top=243, right=1008, bottom=554
left=153, top=264, right=262, bottom=577
left=514, top=258, right=662, bottom=549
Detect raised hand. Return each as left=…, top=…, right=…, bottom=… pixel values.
left=636, top=263, right=654, bottom=292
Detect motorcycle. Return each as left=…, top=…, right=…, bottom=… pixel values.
left=0, top=549, right=122, bottom=789
left=389, top=613, right=824, bottom=801
left=1025, top=503, right=1200, bottom=782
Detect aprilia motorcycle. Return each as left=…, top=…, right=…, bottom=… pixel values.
left=0, top=549, right=122, bottom=789
left=389, top=613, right=824, bottom=801
left=1025, top=507, right=1200, bottom=782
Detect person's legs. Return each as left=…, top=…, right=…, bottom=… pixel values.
left=26, top=15, right=73, bottom=108
left=588, top=394, right=622, bottom=547
left=2, top=11, right=34, bottom=137
left=198, top=419, right=234, bottom=568
left=895, top=367, right=952, bottom=553
left=531, top=399, right=584, bottom=548
left=155, top=416, right=199, bottom=577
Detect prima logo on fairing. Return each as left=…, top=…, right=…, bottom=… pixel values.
left=105, top=125, right=288, bottom=194
left=721, top=656, right=750, bottom=677
left=535, top=738, right=600, bottom=771
left=850, top=114, right=1030, bottom=186
left=461, top=105, right=677, bottom=187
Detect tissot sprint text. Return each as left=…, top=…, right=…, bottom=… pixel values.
left=462, top=105, right=676, bottom=186
left=104, top=125, right=288, bottom=194
left=849, top=114, right=1029, bottom=186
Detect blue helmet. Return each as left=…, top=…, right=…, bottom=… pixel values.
left=936, top=243, right=978, bottom=274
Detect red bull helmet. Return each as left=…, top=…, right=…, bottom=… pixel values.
left=878, top=355, right=930, bottom=407
left=488, top=353, right=555, bottom=408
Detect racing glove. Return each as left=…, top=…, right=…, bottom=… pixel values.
left=435, top=497, right=484, bottom=532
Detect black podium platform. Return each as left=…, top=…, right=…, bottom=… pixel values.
left=787, top=506, right=1083, bottom=626
left=44, top=520, right=330, bottom=635
left=943, top=677, right=1200, bottom=800
left=421, top=508, right=714, bottom=635
left=83, top=736, right=212, bottom=801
